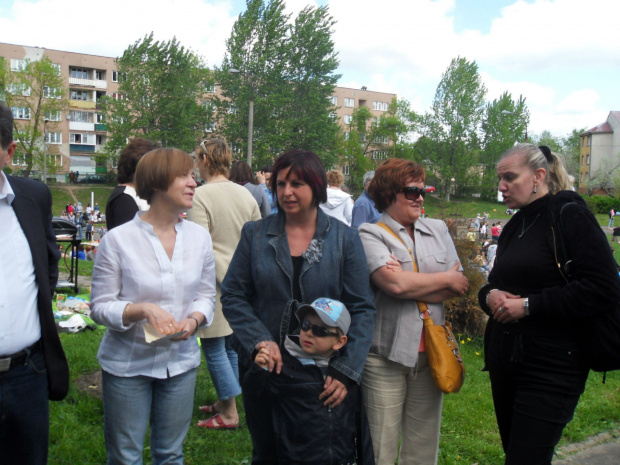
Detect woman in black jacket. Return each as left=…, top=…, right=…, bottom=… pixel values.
left=478, top=143, right=620, bottom=465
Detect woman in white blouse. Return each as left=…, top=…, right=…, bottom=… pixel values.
left=91, top=148, right=216, bottom=465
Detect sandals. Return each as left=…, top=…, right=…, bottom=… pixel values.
left=198, top=403, right=219, bottom=415
left=196, top=413, right=239, bottom=430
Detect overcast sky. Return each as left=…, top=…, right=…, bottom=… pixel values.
left=1, top=0, right=618, bottom=139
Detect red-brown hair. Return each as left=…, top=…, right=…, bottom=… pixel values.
left=368, top=159, right=426, bottom=212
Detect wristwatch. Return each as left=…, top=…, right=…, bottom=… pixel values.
left=523, top=298, right=530, bottom=316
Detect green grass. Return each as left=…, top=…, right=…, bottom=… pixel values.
left=50, top=185, right=114, bottom=218
left=49, top=328, right=620, bottom=464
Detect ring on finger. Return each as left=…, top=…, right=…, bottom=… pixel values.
left=497, top=307, right=503, bottom=315
left=168, top=323, right=174, bottom=327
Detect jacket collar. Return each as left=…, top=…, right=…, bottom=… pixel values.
left=266, top=207, right=331, bottom=240
left=381, top=212, right=433, bottom=238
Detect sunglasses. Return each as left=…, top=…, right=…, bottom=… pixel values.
left=401, top=186, right=426, bottom=200
left=301, top=319, right=340, bottom=338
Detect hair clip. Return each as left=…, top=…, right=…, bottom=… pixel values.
left=200, top=140, right=208, bottom=153
left=538, top=145, right=552, bottom=162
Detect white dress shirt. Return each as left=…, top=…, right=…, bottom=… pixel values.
left=0, top=172, right=40, bottom=355
left=90, top=212, right=216, bottom=378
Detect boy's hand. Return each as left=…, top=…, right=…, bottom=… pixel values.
left=319, top=376, right=348, bottom=407
left=254, top=347, right=270, bottom=369
left=255, top=341, right=282, bottom=374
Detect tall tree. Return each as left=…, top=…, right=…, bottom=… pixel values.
left=1, top=57, right=67, bottom=178
left=479, top=92, right=529, bottom=199
left=561, top=128, right=584, bottom=176
left=426, top=57, right=487, bottom=201
left=213, top=0, right=341, bottom=169
left=101, top=33, right=211, bottom=158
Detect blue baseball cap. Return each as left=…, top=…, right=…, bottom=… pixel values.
left=296, top=297, right=351, bottom=335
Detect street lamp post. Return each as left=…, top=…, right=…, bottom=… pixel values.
left=43, top=118, right=50, bottom=185
left=229, top=68, right=255, bottom=167
left=501, top=110, right=528, bottom=142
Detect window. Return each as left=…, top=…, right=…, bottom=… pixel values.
left=10, top=59, right=26, bottom=72
left=342, top=165, right=350, bottom=175
left=45, top=132, right=62, bottom=144
left=373, top=101, right=388, bottom=111
left=373, top=117, right=379, bottom=127
left=45, top=154, right=62, bottom=167
left=70, top=133, right=94, bottom=144
left=112, top=71, right=119, bottom=82
left=374, top=135, right=389, bottom=144
left=371, top=150, right=388, bottom=160
left=203, top=82, right=217, bottom=93
left=43, top=86, right=61, bottom=99
left=95, top=70, right=105, bottom=80
left=344, top=98, right=354, bottom=108
left=12, top=107, right=30, bottom=120
left=586, top=154, right=590, bottom=165
left=587, top=136, right=591, bottom=146
left=344, top=115, right=353, bottom=124
left=329, top=113, right=337, bottom=119
left=70, top=68, right=89, bottom=79
left=44, top=111, right=61, bottom=122
left=70, top=110, right=94, bottom=123
left=8, top=84, right=31, bottom=96
left=12, top=152, right=26, bottom=165
left=96, top=113, right=104, bottom=123
left=205, top=122, right=216, bottom=132
left=71, top=90, right=90, bottom=101
left=52, top=63, right=61, bottom=75
left=329, top=96, right=337, bottom=105
left=112, top=92, right=124, bottom=100
left=344, top=132, right=350, bottom=141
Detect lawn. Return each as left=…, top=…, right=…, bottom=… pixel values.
left=49, top=328, right=620, bottom=465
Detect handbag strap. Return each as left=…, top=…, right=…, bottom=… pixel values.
left=377, top=222, right=429, bottom=314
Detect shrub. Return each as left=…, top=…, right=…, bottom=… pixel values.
left=583, top=195, right=620, bottom=214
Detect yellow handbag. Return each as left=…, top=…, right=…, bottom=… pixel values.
left=377, top=222, right=465, bottom=393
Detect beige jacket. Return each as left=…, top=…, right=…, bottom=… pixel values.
left=187, top=181, right=261, bottom=338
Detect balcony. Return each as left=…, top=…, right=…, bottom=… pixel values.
left=70, top=100, right=96, bottom=109
left=69, top=77, right=107, bottom=90
left=70, top=144, right=96, bottom=153
left=69, top=122, right=95, bottom=131
left=95, top=123, right=107, bottom=132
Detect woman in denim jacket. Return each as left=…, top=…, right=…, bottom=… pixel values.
left=222, top=150, right=376, bottom=464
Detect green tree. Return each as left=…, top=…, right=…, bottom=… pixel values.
left=426, top=57, right=487, bottom=201
left=561, top=128, right=584, bottom=176
left=213, top=0, right=341, bottom=169
left=1, top=57, right=67, bottom=178
left=101, top=33, right=211, bottom=159
left=479, top=93, right=529, bottom=199
left=339, top=98, right=419, bottom=192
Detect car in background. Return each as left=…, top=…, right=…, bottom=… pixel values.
left=425, top=185, right=436, bottom=193
left=78, top=174, right=108, bottom=184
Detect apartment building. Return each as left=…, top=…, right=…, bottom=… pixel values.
left=578, top=111, right=620, bottom=193
left=1, top=41, right=396, bottom=181
left=1, top=42, right=119, bottom=180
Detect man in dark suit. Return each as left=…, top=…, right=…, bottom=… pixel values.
left=0, top=102, right=69, bottom=464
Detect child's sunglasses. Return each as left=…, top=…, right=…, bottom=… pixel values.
left=301, top=319, right=340, bottom=338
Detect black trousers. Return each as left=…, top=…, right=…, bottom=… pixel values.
left=487, top=329, right=589, bottom=465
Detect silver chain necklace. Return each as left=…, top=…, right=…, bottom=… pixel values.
left=519, top=213, right=541, bottom=239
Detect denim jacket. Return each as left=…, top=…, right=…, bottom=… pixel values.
left=221, top=209, right=376, bottom=384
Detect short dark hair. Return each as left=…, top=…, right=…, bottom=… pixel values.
left=135, top=148, right=195, bottom=204
left=117, top=138, right=160, bottom=184
left=259, top=164, right=273, bottom=173
left=229, top=160, right=257, bottom=185
left=271, top=150, right=327, bottom=208
left=368, top=158, right=426, bottom=212
left=0, top=102, right=14, bottom=150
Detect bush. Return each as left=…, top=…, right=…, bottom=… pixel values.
left=583, top=195, right=620, bottom=214
left=442, top=216, right=488, bottom=337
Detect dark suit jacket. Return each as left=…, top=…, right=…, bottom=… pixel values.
left=8, top=176, right=69, bottom=401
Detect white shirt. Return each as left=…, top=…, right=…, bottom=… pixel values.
left=90, top=212, right=216, bottom=378
left=0, top=172, right=40, bottom=355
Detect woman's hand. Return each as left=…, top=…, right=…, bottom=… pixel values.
left=138, top=303, right=181, bottom=335
left=488, top=289, right=525, bottom=323
left=319, top=377, right=348, bottom=407
left=254, top=347, right=270, bottom=369
left=445, top=262, right=469, bottom=295
left=385, top=254, right=403, bottom=272
left=171, top=315, right=202, bottom=341
left=255, top=341, right=282, bottom=374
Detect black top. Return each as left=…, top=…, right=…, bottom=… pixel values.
left=479, top=191, right=620, bottom=337
left=105, top=185, right=139, bottom=230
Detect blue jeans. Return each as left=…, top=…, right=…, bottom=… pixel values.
left=200, top=335, right=241, bottom=401
left=0, top=349, right=49, bottom=465
left=101, top=368, right=197, bottom=465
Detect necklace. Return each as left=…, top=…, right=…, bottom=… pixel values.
left=519, top=213, right=540, bottom=239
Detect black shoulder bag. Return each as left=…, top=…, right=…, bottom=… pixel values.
left=551, top=203, right=620, bottom=374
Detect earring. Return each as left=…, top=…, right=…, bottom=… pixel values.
left=533, top=185, right=537, bottom=194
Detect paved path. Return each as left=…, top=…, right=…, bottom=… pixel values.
left=553, top=432, right=620, bottom=464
